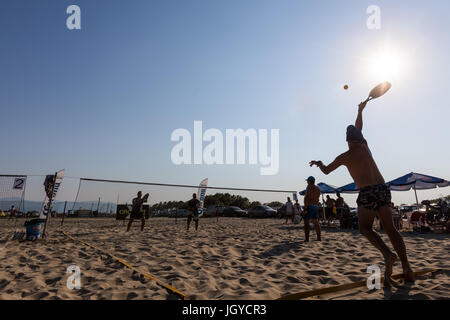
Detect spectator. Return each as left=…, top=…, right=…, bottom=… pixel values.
left=325, top=195, right=335, bottom=225
left=294, top=200, right=303, bottom=224
left=391, top=202, right=402, bottom=230
left=285, top=197, right=294, bottom=224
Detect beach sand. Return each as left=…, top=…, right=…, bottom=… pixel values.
left=0, top=217, right=448, bottom=300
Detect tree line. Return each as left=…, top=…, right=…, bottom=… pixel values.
left=150, top=193, right=285, bottom=211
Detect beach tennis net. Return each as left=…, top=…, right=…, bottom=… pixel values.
left=70, top=177, right=298, bottom=219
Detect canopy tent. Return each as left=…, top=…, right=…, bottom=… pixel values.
left=386, top=172, right=450, bottom=207
left=386, top=172, right=450, bottom=190
left=336, top=172, right=449, bottom=206
left=299, top=182, right=338, bottom=196
left=336, top=182, right=359, bottom=194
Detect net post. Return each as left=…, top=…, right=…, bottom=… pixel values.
left=61, top=201, right=67, bottom=227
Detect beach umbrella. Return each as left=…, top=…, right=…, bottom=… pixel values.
left=386, top=172, right=450, bottom=207
left=337, top=173, right=449, bottom=203
left=336, top=182, right=359, bottom=194
left=299, top=182, right=338, bottom=196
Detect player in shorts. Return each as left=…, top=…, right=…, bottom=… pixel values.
left=126, top=191, right=149, bottom=232
left=309, top=100, right=414, bottom=283
left=303, top=176, right=322, bottom=242
left=187, top=193, right=200, bottom=231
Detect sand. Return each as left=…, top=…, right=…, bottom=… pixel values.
left=0, top=217, right=448, bottom=300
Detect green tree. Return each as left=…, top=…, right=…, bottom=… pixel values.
left=249, top=201, right=262, bottom=207
left=265, top=201, right=283, bottom=208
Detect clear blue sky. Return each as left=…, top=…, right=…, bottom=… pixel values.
left=1, top=0, right=449, bottom=206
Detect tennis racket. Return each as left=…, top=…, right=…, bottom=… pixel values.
left=363, top=81, right=392, bottom=103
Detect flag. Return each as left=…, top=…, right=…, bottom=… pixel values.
left=197, top=178, right=208, bottom=217
left=39, top=169, right=65, bottom=219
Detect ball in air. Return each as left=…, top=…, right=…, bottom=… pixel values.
left=344, top=85, right=349, bottom=90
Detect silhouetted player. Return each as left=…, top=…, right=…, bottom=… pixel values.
left=127, top=191, right=149, bottom=232
left=187, top=193, right=200, bottom=231
left=309, top=101, right=414, bottom=283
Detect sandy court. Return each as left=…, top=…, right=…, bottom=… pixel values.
left=0, top=217, right=448, bottom=300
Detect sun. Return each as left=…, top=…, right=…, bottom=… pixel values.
left=367, top=46, right=408, bottom=81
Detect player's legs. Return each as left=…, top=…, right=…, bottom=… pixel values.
left=194, top=217, right=199, bottom=231
left=187, top=215, right=192, bottom=231
left=304, top=218, right=310, bottom=242
left=311, top=219, right=321, bottom=241
left=358, top=207, right=397, bottom=279
left=140, top=218, right=145, bottom=232
left=127, top=219, right=134, bottom=232
left=377, top=206, right=414, bottom=282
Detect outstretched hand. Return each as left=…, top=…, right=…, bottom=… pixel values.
left=309, top=160, right=323, bottom=167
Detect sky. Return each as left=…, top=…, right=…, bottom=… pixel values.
left=1, top=0, right=449, bottom=207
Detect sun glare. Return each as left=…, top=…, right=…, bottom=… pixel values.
left=367, top=46, right=409, bottom=81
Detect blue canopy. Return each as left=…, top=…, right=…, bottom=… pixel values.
left=337, top=172, right=450, bottom=194
left=336, top=182, right=359, bottom=194
left=386, top=172, right=450, bottom=191
left=299, top=182, right=338, bottom=196
left=335, top=172, right=449, bottom=207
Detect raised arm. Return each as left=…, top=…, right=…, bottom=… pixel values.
left=309, top=153, right=348, bottom=175
left=355, top=101, right=367, bottom=130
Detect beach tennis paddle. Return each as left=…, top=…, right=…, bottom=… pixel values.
left=363, top=81, right=392, bottom=103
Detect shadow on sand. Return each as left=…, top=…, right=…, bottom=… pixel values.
left=257, top=241, right=306, bottom=258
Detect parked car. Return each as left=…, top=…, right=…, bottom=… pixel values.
left=222, top=206, right=247, bottom=217
left=206, top=206, right=225, bottom=217
left=155, top=209, right=171, bottom=217
left=247, top=205, right=277, bottom=218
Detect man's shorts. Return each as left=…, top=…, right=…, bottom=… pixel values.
left=130, top=211, right=144, bottom=220
left=356, top=184, right=391, bottom=211
left=304, top=205, right=319, bottom=220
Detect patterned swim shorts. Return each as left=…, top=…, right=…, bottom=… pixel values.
left=356, top=184, right=391, bottom=210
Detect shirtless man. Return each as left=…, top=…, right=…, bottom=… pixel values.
left=187, top=193, right=200, bottom=231
left=303, top=176, right=322, bottom=242
left=309, top=101, right=414, bottom=283
left=126, top=191, right=149, bottom=232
